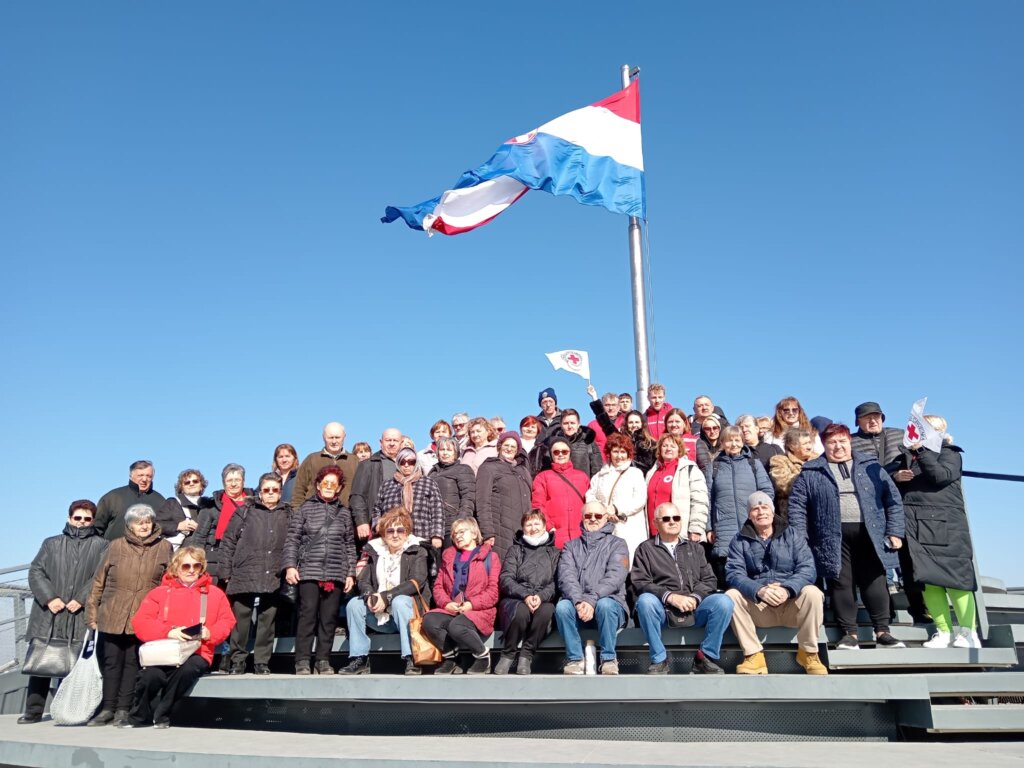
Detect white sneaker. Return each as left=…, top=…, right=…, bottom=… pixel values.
left=952, top=627, right=981, bottom=649
left=923, top=630, right=952, bottom=649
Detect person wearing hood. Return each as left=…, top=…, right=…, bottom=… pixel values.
left=340, top=508, right=431, bottom=676
left=706, top=426, right=775, bottom=587
left=554, top=502, right=629, bottom=675
left=86, top=504, right=172, bottom=726
left=586, top=433, right=648, bottom=565
left=426, top=436, right=476, bottom=547
left=725, top=492, right=827, bottom=675
left=371, top=447, right=445, bottom=549
left=531, top=437, right=590, bottom=549
left=282, top=466, right=357, bottom=675
left=219, top=473, right=290, bottom=675
left=155, top=469, right=215, bottom=552
left=118, top=546, right=234, bottom=729
left=193, top=463, right=253, bottom=583
left=475, top=432, right=534, bottom=560
left=19, top=500, right=109, bottom=724
left=494, top=509, right=560, bottom=675
left=93, top=460, right=166, bottom=541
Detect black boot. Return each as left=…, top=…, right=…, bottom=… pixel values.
left=338, top=656, right=370, bottom=675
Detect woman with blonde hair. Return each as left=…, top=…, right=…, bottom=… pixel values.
left=764, top=397, right=823, bottom=452
left=460, top=417, right=498, bottom=475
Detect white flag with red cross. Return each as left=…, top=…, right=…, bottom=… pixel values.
left=903, top=397, right=944, bottom=453
left=545, top=349, right=591, bottom=381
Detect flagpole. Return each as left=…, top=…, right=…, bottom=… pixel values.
left=622, top=64, right=650, bottom=412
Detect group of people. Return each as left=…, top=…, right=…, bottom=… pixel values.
left=21, top=384, right=979, bottom=723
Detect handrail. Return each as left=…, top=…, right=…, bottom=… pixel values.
left=0, top=564, right=29, bottom=576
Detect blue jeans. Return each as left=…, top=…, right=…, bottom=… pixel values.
left=555, top=597, right=626, bottom=662
left=345, top=594, right=414, bottom=658
left=635, top=592, right=734, bottom=663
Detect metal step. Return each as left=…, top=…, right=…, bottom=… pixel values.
left=900, top=702, right=1024, bottom=733
left=826, top=626, right=1019, bottom=669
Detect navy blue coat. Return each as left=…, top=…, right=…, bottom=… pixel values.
left=725, top=517, right=816, bottom=602
left=787, top=452, right=904, bottom=580
left=708, top=448, right=774, bottom=559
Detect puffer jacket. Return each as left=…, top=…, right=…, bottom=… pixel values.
left=586, top=463, right=648, bottom=564
left=356, top=536, right=431, bottom=605
left=851, top=427, right=905, bottom=471
left=898, top=444, right=975, bottom=591
left=475, top=455, right=533, bottom=561
left=219, top=499, right=289, bottom=595
left=645, top=458, right=709, bottom=538
left=531, top=463, right=590, bottom=549
left=725, top=516, right=817, bottom=602
left=371, top=476, right=445, bottom=541
left=427, top=461, right=476, bottom=542
left=27, top=523, right=109, bottom=643
left=768, top=452, right=808, bottom=522
left=557, top=521, right=629, bottom=613
left=630, top=536, right=717, bottom=603
left=708, top=448, right=774, bottom=559
left=87, top=528, right=172, bottom=634
left=429, top=544, right=500, bottom=635
left=499, top=530, right=560, bottom=603
left=788, top=451, right=905, bottom=580
left=132, top=572, right=235, bottom=665
left=193, top=489, right=253, bottom=580
left=281, top=497, right=357, bottom=583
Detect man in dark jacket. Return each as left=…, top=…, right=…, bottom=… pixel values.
left=850, top=402, right=904, bottom=471
left=94, top=460, right=167, bottom=541
left=631, top=502, right=733, bottom=675
left=554, top=502, right=629, bottom=675
left=21, top=500, right=109, bottom=723
left=291, top=422, right=360, bottom=513
left=349, top=427, right=402, bottom=537
left=725, top=492, right=827, bottom=675
left=536, top=387, right=562, bottom=442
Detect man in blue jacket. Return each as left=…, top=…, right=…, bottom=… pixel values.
left=726, top=492, right=827, bottom=675
left=555, top=501, right=629, bottom=675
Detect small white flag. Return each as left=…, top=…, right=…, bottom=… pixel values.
left=903, top=397, right=944, bottom=453
left=545, top=349, right=590, bottom=380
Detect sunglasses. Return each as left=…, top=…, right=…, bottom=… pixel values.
left=385, top=527, right=407, bottom=536
left=261, top=486, right=281, bottom=493
left=182, top=478, right=202, bottom=485
left=780, top=407, right=799, bottom=414
left=582, top=513, right=605, bottom=521
left=659, top=515, right=682, bottom=523
left=551, top=449, right=570, bottom=456
left=399, top=460, right=417, bottom=467
left=71, top=515, right=93, bottom=523
left=179, top=563, right=203, bottom=573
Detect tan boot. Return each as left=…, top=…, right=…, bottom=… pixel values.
left=796, top=649, right=828, bottom=675
left=736, top=651, right=768, bottom=675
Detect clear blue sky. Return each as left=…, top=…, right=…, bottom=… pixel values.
left=2, top=2, right=1022, bottom=584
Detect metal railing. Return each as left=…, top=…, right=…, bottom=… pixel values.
left=0, top=564, right=31, bottom=669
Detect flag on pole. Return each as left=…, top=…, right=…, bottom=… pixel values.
left=903, top=397, right=944, bottom=453
left=382, top=81, right=645, bottom=235
left=545, top=350, right=591, bottom=381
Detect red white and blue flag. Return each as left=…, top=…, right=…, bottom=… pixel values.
left=382, top=81, right=645, bottom=235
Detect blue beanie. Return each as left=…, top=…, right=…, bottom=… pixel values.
left=538, top=387, right=557, bottom=405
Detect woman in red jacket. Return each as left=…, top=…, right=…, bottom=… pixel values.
left=422, top=518, right=500, bottom=675
left=119, top=546, right=235, bottom=729
left=530, top=437, right=589, bottom=549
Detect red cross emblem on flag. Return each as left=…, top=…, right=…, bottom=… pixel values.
left=907, top=423, right=920, bottom=441
left=566, top=352, right=581, bottom=367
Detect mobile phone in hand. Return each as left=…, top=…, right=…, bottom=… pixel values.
left=182, top=623, right=202, bottom=638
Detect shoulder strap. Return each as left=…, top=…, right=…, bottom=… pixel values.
left=552, top=470, right=586, bottom=504
left=484, top=551, right=493, bottom=576
left=606, top=469, right=626, bottom=506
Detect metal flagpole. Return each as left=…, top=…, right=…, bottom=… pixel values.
left=622, top=64, right=650, bottom=412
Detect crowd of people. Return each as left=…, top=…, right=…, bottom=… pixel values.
left=20, top=384, right=980, bottom=726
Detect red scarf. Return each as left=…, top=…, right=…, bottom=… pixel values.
left=646, top=458, right=679, bottom=535
left=214, top=493, right=245, bottom=540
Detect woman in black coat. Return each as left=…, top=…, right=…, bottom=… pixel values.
left=892, top=415, right=979, bottom=649
left=621, top=410, right=657, bottom=475
left=426, top=436, right=476, bottom=547
left=219, top=473, right=290, bottom=674
left=281, top=466, right=357, bottom=675
left=474, top=432, right=533, bottom=561
left=21, top=501, right=109, bottom=724
left=155, top=469, right=214, bottom=551
left=494, top=509, right=560, bottom=675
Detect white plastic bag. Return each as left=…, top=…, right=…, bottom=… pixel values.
left=49, top=630, right=102, bottom=726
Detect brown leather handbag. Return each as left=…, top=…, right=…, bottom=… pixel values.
left=407, top=579, right=443, bottom=666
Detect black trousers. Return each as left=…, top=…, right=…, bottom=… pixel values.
left=421, top=612, right=487, bottom=656
left=98, top=632, right=140, bottom=712
left=829, top=522, right=892, bottom=634
left=127, top=654, right=209, bottom=726
left=23, top=676, right=53, bottom=718
left=897, top=542, right=928, bottom=618
left=295, top=581, right=342, bottom=663
left=229, top=593, right=279, bottom=666
left=500, top=601, right=554, bottom=657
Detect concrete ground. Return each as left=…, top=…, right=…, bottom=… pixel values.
left=0, top=717, right=1023, bottom=768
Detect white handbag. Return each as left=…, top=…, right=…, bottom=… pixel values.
left=50, top=630, right=103, bottom=726
left=138, top=593, right=206, bottom=668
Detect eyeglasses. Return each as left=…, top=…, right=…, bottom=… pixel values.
left=551, top=449, right=570, bottom=456
left=399, top=460, right=417, bottom=467
left=704, top=426, right=720, bottom=432
left=319, top=479, right=340, bottom=488
left=582, top=513, right=605, bottom=521
left=71, top=515, right=93, bottom=522
left=780, top=407, right=799, bottom=414
left=385, top=527, right=407, bottom=536
left=261, top=487, right=281, bottom=494
left=179, top=563, right=203, bottom=573
left=659, top=515, right=682, bottom=523
left=453, top=529, right=474, bottom=538
left=182, top=478, right=202, bottom=485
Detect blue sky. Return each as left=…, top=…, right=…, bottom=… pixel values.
left=2, top=2, right=1022, bottom=585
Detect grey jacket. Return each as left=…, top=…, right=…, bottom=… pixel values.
left=557, top=521, right=629, bottom=613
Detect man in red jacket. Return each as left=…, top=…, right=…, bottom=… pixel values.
left=645, top=383, right=673, bottom=439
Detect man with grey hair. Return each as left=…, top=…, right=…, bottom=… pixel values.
left=292, top=422, right=360, bottom=512
left=586, top=387, right=622, bottom=452
left=555, top=501, right=629, bottom=675
left=736, top=413, right=783, bottom=470
left=349, top=428, right=403, bottom=538
left=94, top=460, right=167, bottom=541
left=451, top=413, right=470, bottom=449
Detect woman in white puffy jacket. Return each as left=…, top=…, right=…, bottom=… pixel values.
left=586, top=433, right=648, bottom=565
